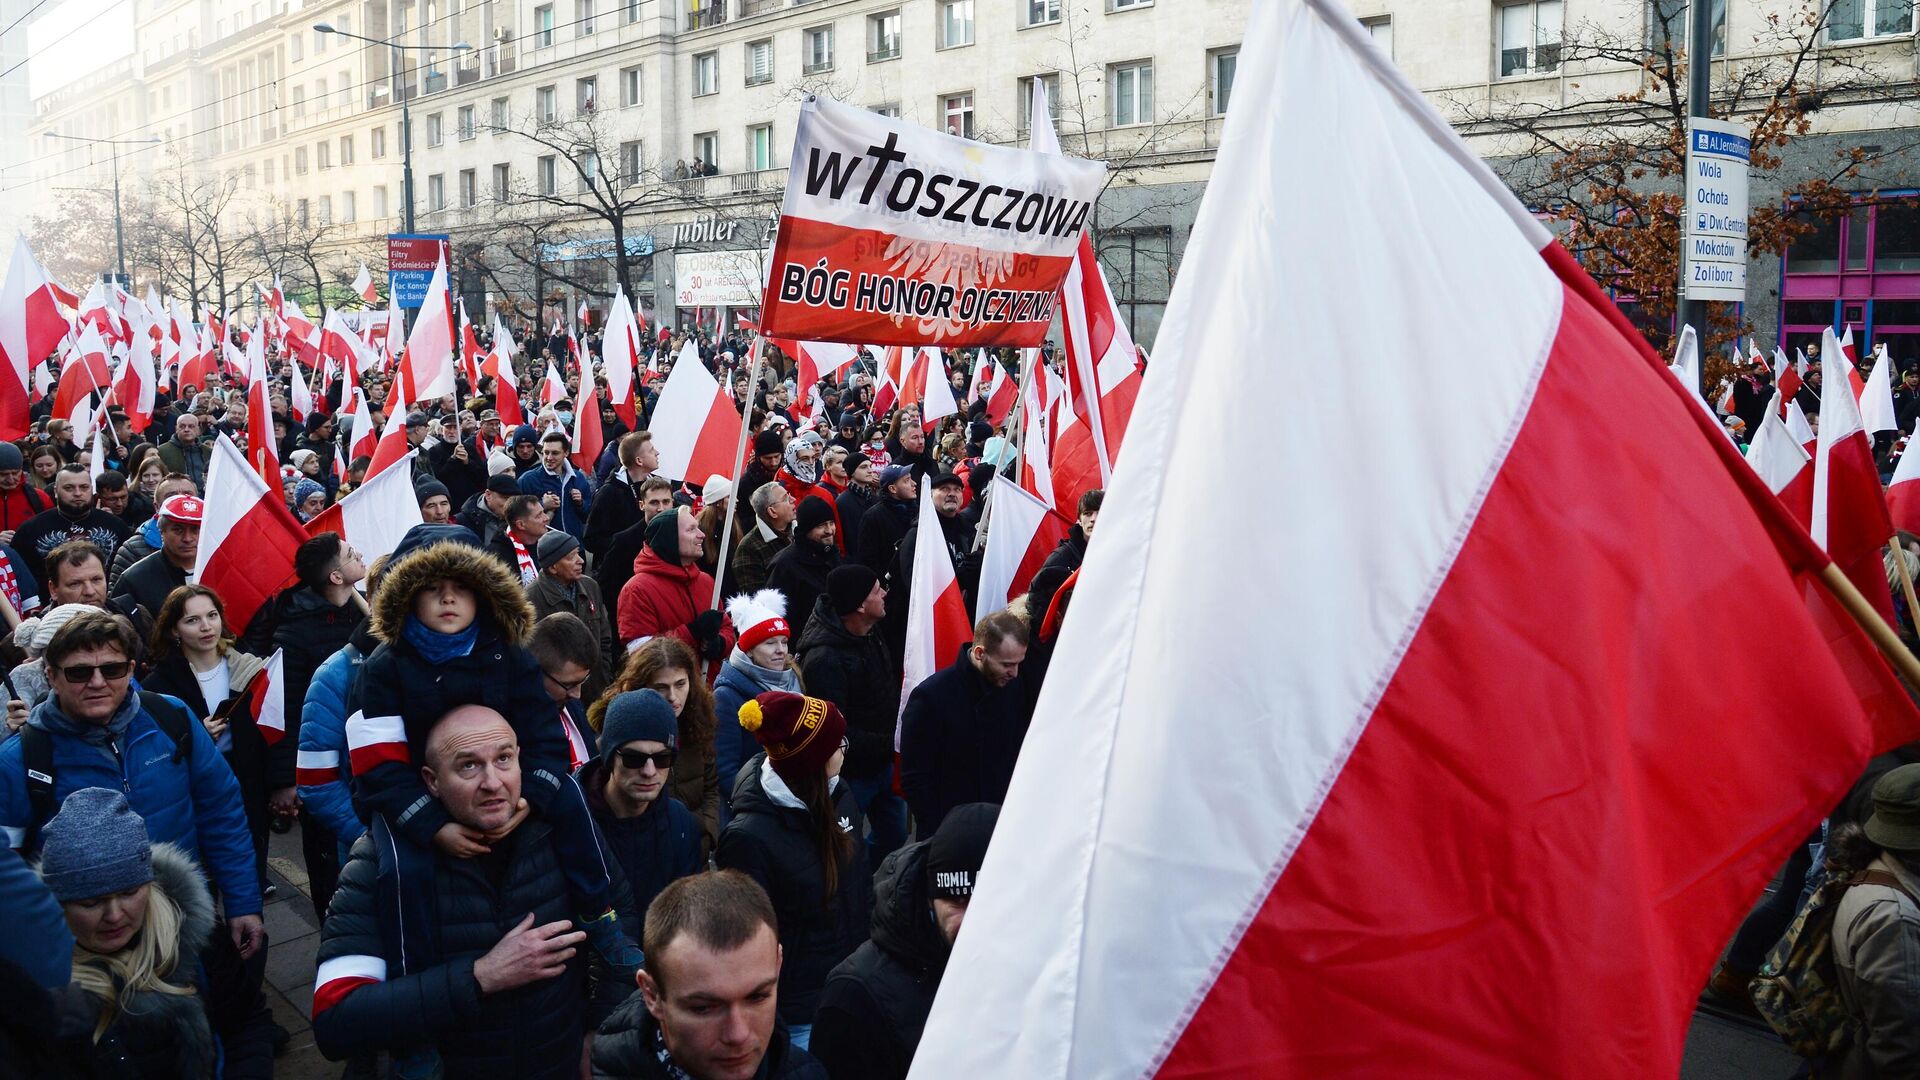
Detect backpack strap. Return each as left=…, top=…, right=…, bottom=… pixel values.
left=137, top=690, right=196, bottom=766
left=1848, top=868, right=1920, bottom=905
left=18, top=724, right=53, bottom=854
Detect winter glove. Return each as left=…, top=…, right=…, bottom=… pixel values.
left=687, top=610, right=723, bottom=641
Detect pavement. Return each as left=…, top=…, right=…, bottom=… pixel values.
left=258, top=822, right=1802, bottom=1080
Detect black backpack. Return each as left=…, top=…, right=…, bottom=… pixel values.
left=17, top=691, right=196, bottom=853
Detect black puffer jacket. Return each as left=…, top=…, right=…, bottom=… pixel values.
left=110, top=549, right=188, bottom=616
left=766, top=536, right=840, bottom=638
left=593, top=997, right=826, bottom=1080
left=715, top=754, right=873, bottom=1027
left=791, top=596, right=898, bottom=780
left=313, top=817, right=624, bottom=1077
left=855, top=496, right=914, bottom=576
left=809, top=840, right=948, bottom=1080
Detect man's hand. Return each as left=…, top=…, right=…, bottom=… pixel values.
left=543, top=492, right=561, bottom=510
left=268, top=786, right=300, bottom=818
left=4, top=699, right=26, bottom=734
left=0, top=530, right=16, bottom=546
left=203, top=713, right=228, bottom=742
left=473, top=913, right=584, bottom=994
left=230, top=913, right=266, bottom=959
left=431, top=798, right=529, bottom=857
left=570, top=487, right=583, bottom=505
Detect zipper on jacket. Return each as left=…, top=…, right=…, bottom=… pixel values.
left=110, top=734, right=130, bottom=794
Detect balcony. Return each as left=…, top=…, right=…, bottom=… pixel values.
left=687, top=5, right=726, bottom=29
left=867, top=43, right=899, bottom=62
left=738, top=0, right=782, bottom=16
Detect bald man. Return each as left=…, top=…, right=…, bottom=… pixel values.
left=314, top=705, right=637, bottom=1078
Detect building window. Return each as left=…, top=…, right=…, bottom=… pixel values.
left=535, top=5, right=555, bottom=47
left=868, top=10, right=901, bottom=61
left=372, top=125, right=386, bottom=158
left=939, top=1, right=973, bottom=48
left=693, top=53, right=717, bottom=96
left=804, top=26, right=833, bottom=73
left=297, top=199, right=310, bottom=227
left=537, top=85, right=557, bottom=123
left=746, top=40, right=772, bottom=85
left=318, top=140, right=332, bottom=168
left=539, top=155, right=558, bottom=195
left=291, top=34, right=303, bottom=61
left=748, top=124, right=773, bottom=170
left=338, top=72, right=352, bottom=107
left=942, top=92, right=974, bottom=138
left=1828, top=0, right=1912, bottom=40
left=493, top=163, right=510, bottom=199
left=1498, top=0, right=1563, bottom=77
left=621, top=66, right=642, bottom=107
left=428, top=113, right=446, bottom=147
left=1109, top=61, right=1153, bottom=126
left=579, top=151, right=600, bottom=190
left=620, top=140, right=642, bottom=182
left=577, top=76, right=598, bottom=112
left=292, top=87, right=306, bottom=117
left=339, top=135, right=354, bottom=164
left=579, top=0, right=595, bottom=35
left=1647, top=0, right=1726, bottom=56
left=1361, top=15, right=1393, bottom=56
left=1017, top=73, right=1059, bottom=136
left=458, top=104, right=476, bottom=139
left=1209, top=49, right=1237, bottom=115
left=491, top=97, right=510, bottom=129
left=319, top=195, right=333, bottom=225
left=626, top=0, right=640, bottom=23
left=342, top=190, right=356, bottom=222
left=1110, top=0, right=1151, bottom=9
left=315, top=26, right=327, bottom=52
left=295, top=146, right=309, bottom=174
left=871, top=102, right=901, bottom=117
left=373, top=185, right=388, bottom=217
left=1024, top=0, right=1060, bottom=26
left=1783, top=199, right=1920, bottom=361
left=695, top=132, right=718, bottom=171
left=428, top=174, right=445, bottom=210
left=459, top=169, right=476, bottom=207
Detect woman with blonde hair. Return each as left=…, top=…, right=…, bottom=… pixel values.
left=590, top=634, right=722, bottom=851
left=42, top=787, right=218, bottom=1077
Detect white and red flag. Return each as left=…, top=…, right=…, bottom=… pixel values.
left=571, top=351, right=606, bottom=471
left=1888, top=420, right=1920, bottom=537
left=1814, top=325, right=1899, bottom=623
left=305, top=448, right=425, bottom=568
left=795, top=341, right=860, bottom=408
left=603, top=287, right=641, bottom=428
left=911, top=4, right=1920, bottom=1076
left=352, top=263, right=378, bottom=306
left=53, top=323, right=112, bottom=423
left=1746, top=392, right=1814, bottom=528
left=1840, top=323, right=1867, bottom=399
left=113, top=326, right=157, bottom=433
left=249, top=649, right=287, bottom=746
left=244, top=326, right=278, bottom=486
left=982, top=353, right=1018, bottom=428
left=761, top=96, right=1105, bottom=347
left=1775, top=344, right=1801, bottom=408
left=288, top=357, right=316, bottom=424
left=363, top=396, right=413, bottom=481
left=485, top=314, right=525, bottom=427
left=539, top=359, right=566, bottom=411
left=1860, top=342, right=1899, bottom=434
left=1787, top=398, right=1818, bottom=455
left=650, top=337, right=746, bottom=486
left=0, top=236, right=70, bottom=438
left=193, top=435, right=307, bottom=635
left=906, top=347, right=959, bottom=430
left=898, top=481, right=970, bottom=740
left=395, top=256, right=456, bottom=406
left=975, top=476, right=1071, bottom=618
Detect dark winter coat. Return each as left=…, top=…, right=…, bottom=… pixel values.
left=732, top=520, right=791, bottom=597
left=598, top=517, right=651, bottom=631
left=1041, top=524, right=1088, bottom=575
left=810, top=840, right=949, bottom=1080
left=154, top=437, right=209, bottom=490
left=314, top=816, right=627, bottom=1077
left=578, top=759, right=704, bottom=942
left=792, top=596, right=898, bottom=781
left=350, top=540, right=559, bottom=849
left=583, top=471, right=648, bottom=561
left=766, top=537, right=840, bottom=641
left=58, top=844, right=218, bottom=1080
left=110, top=549, right=189, bottom=617
left=456, top=491, right=511, bottom=551
left=716, top=755, right=873, bottom=1027
left=518, top=465, right=594, bottom=540
left=251, top=586, right=366, bottom=789
left=592, top=998, right=826, bottom=1080
left=834, top=485, right=876, bottom=561
left=107, top=521, right=156, bottom=594
left=14, top=506, right=131, bottom=583
left=899, top=645, right=1032, bottom=837
left=528, top=571, right=615, bottom=704
left=856, top=496, right=915, bottom=576
left=429, top=437, right=489, bottom=511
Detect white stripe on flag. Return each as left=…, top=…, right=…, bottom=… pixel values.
left=315, top=954, right=387, bottom=985
left=296, top=750, right=340, bottom=769
left=344, top=711, right=405, bottom=751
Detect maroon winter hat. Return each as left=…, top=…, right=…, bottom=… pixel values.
left=738, top=691, right=845, bottom=783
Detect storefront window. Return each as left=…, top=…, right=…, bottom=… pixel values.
left=1781, top=195, right=1920, bottom=363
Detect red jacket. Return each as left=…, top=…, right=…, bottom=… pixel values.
left=0, top=484, right=48, bottom=535
left=616, top=548, right=735, bottom=682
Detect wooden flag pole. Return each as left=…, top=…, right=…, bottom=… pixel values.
left=1893, top=534, right=1920, bottom=639
left=709, top=336, right=765, bottom=610
left=1819, top=560, right=1920, bottom=689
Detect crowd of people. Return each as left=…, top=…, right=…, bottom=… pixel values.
left=0, top=314, right=1102, bottom=1080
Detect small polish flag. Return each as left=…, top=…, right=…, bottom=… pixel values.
left=343, top=388, right=379, bottom=465
left=983, top=355, right=1018, bottom=428
left=485, top=315, right=525, bottom=427
left=193, top=435, right=307, bottom=635
left=1888, top=418, right=1920, bottom=537
left=1787, top=399, right=1817, bottom=456
left=1746, top=392, right=1814, bottom=528
left=898, top=481, right=971, bottom=745
left=352, top=263, right=378, bottom=306
left=975, top=475, right=1073, bottom=618
left=572, top=352, right=606, bottom=471
left=114, top=329, right=157, bottom=433
left=250, top=649, right=287, bottom=746
left=363, top=398, right=413, bottom=481
left=1666, top=326, right=1733, bottom=444
left=1841, top=324, right=1867, bottom=399
left=0, top=236, right=71, bottom=439
left=1775, top=345, right=1801, bottom=410
left=1860, top=342, right=1899, bottom=434
left=305, top=448, right=425, bottom=568
left=651, top=336, right=747, bottom=487
left=1814, top=325, right=1898, bottom=623
left=602, top=287, right=640, bottom=427
left=795, top=341, right=859, bottom=409
left=540, top=359, right=566, bottom=410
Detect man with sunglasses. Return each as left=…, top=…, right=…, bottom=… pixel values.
left=579, top=689, right=703, bottom=939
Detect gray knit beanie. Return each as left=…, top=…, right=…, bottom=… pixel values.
left=600, top=689, right=679, bottom=764
left=40, top=787, right=154, bottom=903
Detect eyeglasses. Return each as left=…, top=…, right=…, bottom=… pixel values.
left=58, top=661, right=132, bottom=684
left=614, top=747, right=677, bottom=771
left=544, top=669, right=591, bottom=693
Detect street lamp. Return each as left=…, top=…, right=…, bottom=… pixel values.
left=314, top=23, right=471, bottom=236
left=43, top=132, right=163, bottom=285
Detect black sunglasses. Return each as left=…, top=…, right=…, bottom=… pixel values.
left=58, top=661, right=132, bottom=684
left=615, top=747, right=677, bottom=771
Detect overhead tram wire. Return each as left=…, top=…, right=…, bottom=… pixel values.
left=0, top=0, right=134, bottom=80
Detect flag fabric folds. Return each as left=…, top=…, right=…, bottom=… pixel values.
left=899, top=482, right=970, bottom=743
left=194, top=435, right=308, bottom=635
left=305, top=450, right=426, bottom=569
left=650, top=339, right=743, bottom=486
left=975, top=477, right=1071, bottom=619
left=908, top=3, right=1920, bottom=1076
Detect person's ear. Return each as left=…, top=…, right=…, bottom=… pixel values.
left=638, top=970, right=665, bottom=1017
left=420, top=764, right=440, bottom=799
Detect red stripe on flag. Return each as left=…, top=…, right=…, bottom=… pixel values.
left=296, top=765, right=341, bottom=786
left=347, top=741, right=411, bottom=774
left=199, top=495, right=306, bottom=637
left=1152, top=281, right=1919, bottom=1076
left=311, top=976, right=379, bottom=1016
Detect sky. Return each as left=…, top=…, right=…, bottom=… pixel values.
left=27, top=0, right=135, bottom=99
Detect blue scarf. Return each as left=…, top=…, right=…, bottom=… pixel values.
left=401, top=615, right=478, bottom=664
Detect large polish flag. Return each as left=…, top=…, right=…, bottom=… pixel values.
left=244, top=327, right=278, bottom=487
left=898, top=482, right=970, bottom=741
left=1814, top=325, right=1899, bottom=624
left=909, top=3, right=1920, bottom=1076
left=651, top=337, right=744, bottom=486
left=396, top=256, right=457, bottom=407
left=975, top=475, right=1071, bottom=618
left=0, top=236, right=70, bottom=438
left=305, top=449, right=425, bottom=568
left=194, top=435, right=308, bottom=635
left=1888, top=421, right=1920, bottom=537
left=1747, top=392, right=1815, bottom=528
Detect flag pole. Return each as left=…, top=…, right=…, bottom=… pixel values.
left=709, top=335, right=764, bottom=610
left=1818, top=560, right=1920, bottom=688
left=1893, top=535, right=1920, bottom=639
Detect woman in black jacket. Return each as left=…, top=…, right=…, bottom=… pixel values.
left=715, top=691, right=872, bottom=1052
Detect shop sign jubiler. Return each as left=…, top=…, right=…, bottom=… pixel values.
left=1682, top=117, right=1750, bottom=303
left=760, top=95, right=1107, bottom=347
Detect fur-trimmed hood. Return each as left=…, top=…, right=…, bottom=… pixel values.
left=370, top=539, right=535, bottom=647
left=150, top=842, right=217, bottom=972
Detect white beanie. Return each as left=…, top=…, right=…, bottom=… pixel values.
left=488, top=448, right=516, bottom=476
left=14, top=603, right=97, bottom=656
